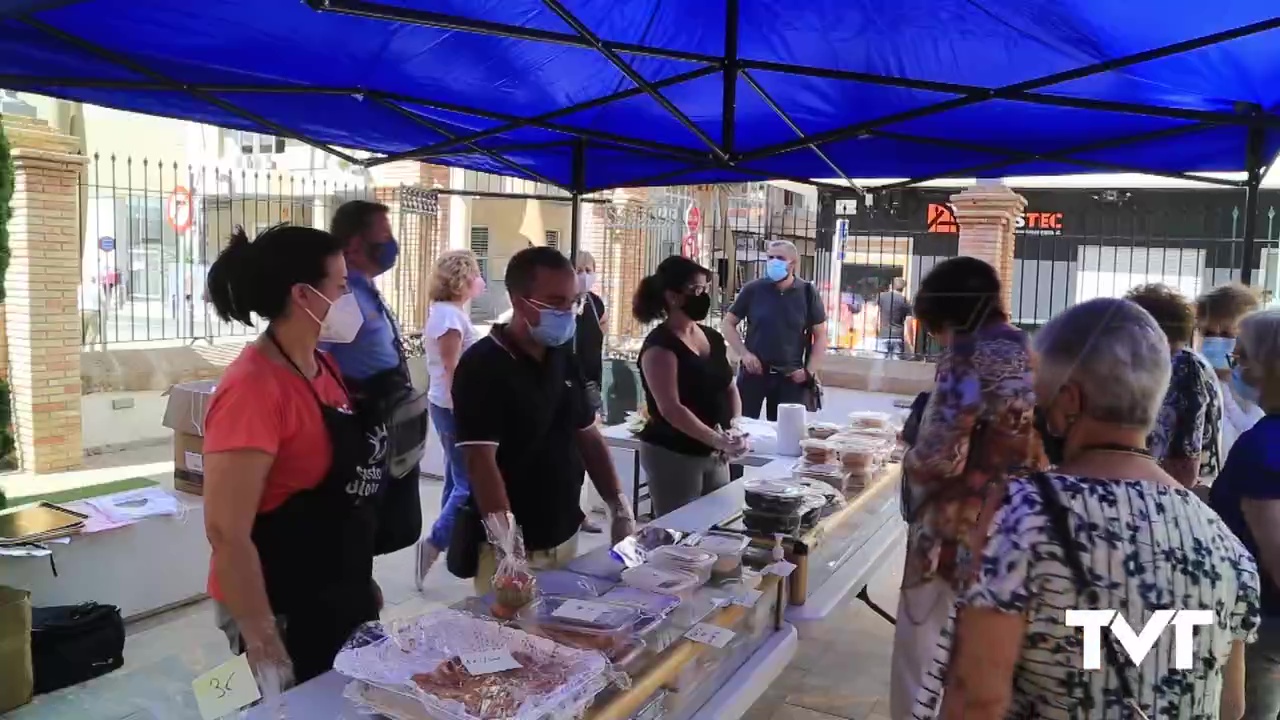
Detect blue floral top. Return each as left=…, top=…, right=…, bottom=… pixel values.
left=913, top=473, right=1259, bottom=719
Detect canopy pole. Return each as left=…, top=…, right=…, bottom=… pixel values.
left=570, top=140, right=586, bottom=263
left=722, top=0, right=739, bottom=157
left=1241, top=126, right=1266, bottom=285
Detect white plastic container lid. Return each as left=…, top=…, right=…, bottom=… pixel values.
left=694, top=532, right=750, bottom=556
left=650, top=545, right=717, bottom=568
left=621, top=565, right=701, bottom=595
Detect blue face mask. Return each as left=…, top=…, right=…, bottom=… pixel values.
left=1200, top=336, right=1236, bottom=370
left=526, top=301, right=577, bottom=347
left=766, top=258, right=789, bottom=282
left=1231, top=365, right=1261, bottom=406
left=371, top=237, right=399, bottom=273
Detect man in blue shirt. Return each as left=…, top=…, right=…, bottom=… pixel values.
left=323, top=201, right=425, bottom=572
left=721, top=240, right=828, bottom=420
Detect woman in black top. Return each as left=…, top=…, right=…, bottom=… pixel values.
left=574, top=251, right=607, bottom=533
left=574, top=251, right=607, bottom=402
left=635, top=256, right=746, bottom=515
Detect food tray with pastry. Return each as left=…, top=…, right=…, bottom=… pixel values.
left=742, top=477, right=806, bottom=515
left=333, top=610, right=615, bottom=720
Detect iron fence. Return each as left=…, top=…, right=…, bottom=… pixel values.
left=78, top=154, right=438, bottom=348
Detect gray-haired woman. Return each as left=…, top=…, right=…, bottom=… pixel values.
left=1210, top=309, right=1280, bottom=720
left=935, top=297, right=1257, bottom=720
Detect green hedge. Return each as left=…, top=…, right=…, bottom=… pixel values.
left=0, top=123, right=14, bottom=472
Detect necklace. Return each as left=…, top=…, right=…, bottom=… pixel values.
left=1077, top=442, right=1151, bottom=457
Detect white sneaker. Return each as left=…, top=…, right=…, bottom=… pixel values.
left=415, top=541, right=441, bottom=591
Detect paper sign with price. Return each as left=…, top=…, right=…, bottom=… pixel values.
left=461, top=649, right=523, bottom=675
left=764, top=560, right=797, bottom=577
left=192, top=653, right=261, bottom=720
left=551, top=599, right=609, bottom=622
left=733, top=589, right=765, bottom=608
left=685, top=623, right=735, bottom=649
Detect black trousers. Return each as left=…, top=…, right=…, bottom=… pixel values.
left=737, top=369, right=807, bottom=421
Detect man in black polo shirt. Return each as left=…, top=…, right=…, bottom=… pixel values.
left=452, top=247, right=634, bottom=592
left=722, top=240, right=828, bottom=420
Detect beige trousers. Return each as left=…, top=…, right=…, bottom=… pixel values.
left=473, top=533, right=580, bottom=595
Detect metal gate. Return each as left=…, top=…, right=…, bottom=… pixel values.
left=376, top=185, right=441, bottom=352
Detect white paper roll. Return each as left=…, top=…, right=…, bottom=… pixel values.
left=775, top=403, right=807, bottom=457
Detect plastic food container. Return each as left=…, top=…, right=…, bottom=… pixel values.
left=743, top=477, right=806, bottom=514
left=799, top=493, right=827, bottom=530
left=621, top=565, right=703, bottom=602
left=831, top=437, right=881, bottom=472
left=598, top=585, right=682, bottom=619
left=742, top=508, right=802, bottom=536
left=648, top=546, right=717, bottom=585
left=807, top=422, right=842, bottom=440
left=791, top=461, right=851, bottom=491
left=799, top=438, right=836, bottom=465
left=692, top=531, right=751, bottom=575
left=795, top=479, right=846, bottom=516
left=848, top=411, right=896, bottom=431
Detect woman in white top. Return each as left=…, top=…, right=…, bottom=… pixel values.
left=1197, top=283, right=1265, bottom=461
left=414, top=250, right=483, bottom=590
left=936, top=297, right=1258, bottom=720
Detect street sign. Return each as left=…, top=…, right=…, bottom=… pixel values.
left=98, top=236, right=115, bottom=252
left=685, top=204, right=701, bottom=235
left=166, top=186, right=194, bottom=233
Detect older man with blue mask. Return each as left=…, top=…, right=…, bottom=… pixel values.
left=322, top=200, right=429, bottom=581
left=1198, top=283, right=1265, bottom=462
left=721, top=240, right=828, bottom=420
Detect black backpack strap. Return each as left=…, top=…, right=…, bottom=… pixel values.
left=1030, top=473, right=1144, bottom=717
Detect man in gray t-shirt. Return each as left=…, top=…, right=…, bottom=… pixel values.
left=875, top=277, right=913, bottom=356
left=722, top=241, right=828, bottom=420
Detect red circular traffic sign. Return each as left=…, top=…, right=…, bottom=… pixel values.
left=166, top=186, right=193, bottom=233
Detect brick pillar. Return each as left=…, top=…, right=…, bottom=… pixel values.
left=950, top=180, right=1026, bottom=311
left=3, top=116, right=86, bottom=473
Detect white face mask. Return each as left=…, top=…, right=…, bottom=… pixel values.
left=305, top=286, right=364, bottom=344
left=578, top=271, right=596, bottom=294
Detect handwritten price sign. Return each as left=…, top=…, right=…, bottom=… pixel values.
left=684, top=623, right=735, bottom=649
left=192, top=654, right=261, bottom=720
left=460, top=649, right=523, bottom=675
left=551, top=599, right=609, bottom=623
left=764, top=560, right=797, bottom=578
left=732, top=589, right=765, bottom=608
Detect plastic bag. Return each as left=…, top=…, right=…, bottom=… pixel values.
left=334, top=610, right=628, bottom=720
left=484, top=513, right=537, bottom=620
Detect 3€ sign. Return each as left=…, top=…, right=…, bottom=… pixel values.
left=1065, top=609, right=1213, bottom=670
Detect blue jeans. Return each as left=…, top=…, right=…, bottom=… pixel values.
left=428, top=403, right=470, bottom=550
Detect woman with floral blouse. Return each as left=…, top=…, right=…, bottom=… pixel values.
left=939, top=298, right=1255, bottom=720
left=1125, top=283, right=1221, bottom=488
left=891, top=256, right=1046, bottom=719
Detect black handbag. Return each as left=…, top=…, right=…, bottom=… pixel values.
left=31, top=602, right=124, bottom=695
left=446, top=501, right=483, bottom=579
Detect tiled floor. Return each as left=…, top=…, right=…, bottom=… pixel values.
left=4, top=470, right=904, bottom=720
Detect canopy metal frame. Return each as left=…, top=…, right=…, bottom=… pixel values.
left=5, top=2, right=1278, bottom=266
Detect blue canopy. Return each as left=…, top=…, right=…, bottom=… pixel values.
left=3, top=0, right=1280, bottom=193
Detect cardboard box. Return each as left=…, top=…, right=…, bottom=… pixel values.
left=161, top=381, right=216, bottom=496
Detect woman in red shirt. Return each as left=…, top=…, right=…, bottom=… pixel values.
left=203, top=225, right=388, bottom=687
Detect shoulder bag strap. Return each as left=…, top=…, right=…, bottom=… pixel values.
left=1030, top=473, right=1147, bottom=719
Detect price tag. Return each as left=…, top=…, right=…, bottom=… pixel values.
left=460, top=649, right=523, bottom=675
left=551, top=599, right=609, bottom=622
left=732, top=589, right=765, bottom=608
left=192, top=654, right=261, bottom=720
left=684, top=623, right=736, bottom=649
left=764, top=560, right=797, bottom=578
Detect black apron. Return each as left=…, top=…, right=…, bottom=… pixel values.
left=250, top=335, right=388, bottom=683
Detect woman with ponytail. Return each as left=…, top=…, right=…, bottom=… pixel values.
left=635, top=256, right=746, bottom=515
left=202, top=224, right=388, bottom=689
